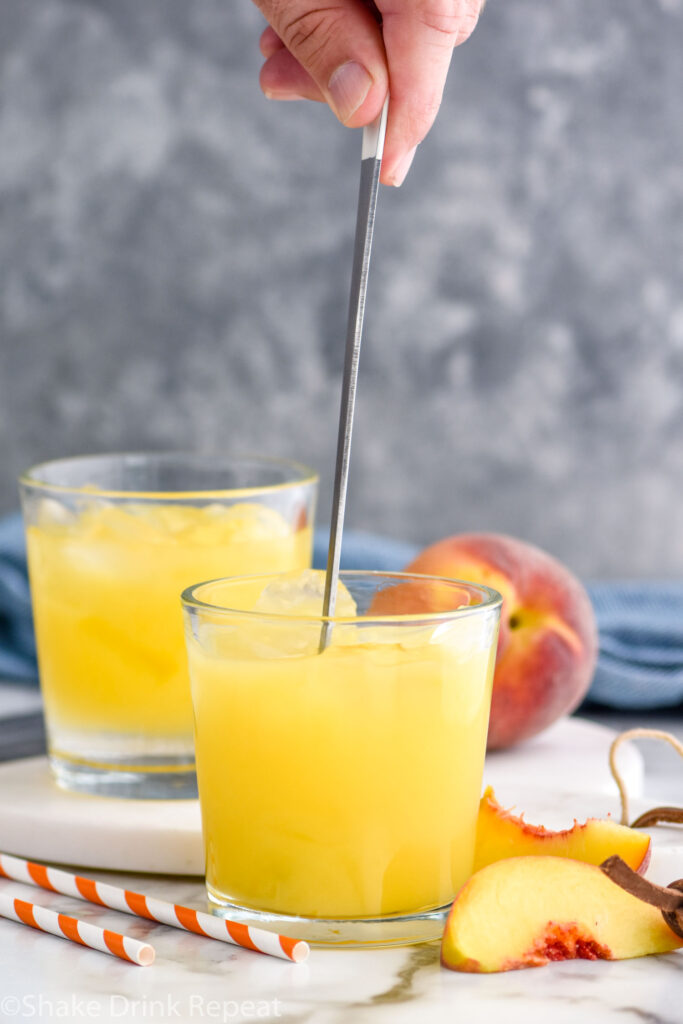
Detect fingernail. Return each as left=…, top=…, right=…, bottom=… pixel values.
left=328, top=62, right=373, bottom=123
left=263, top=88, right=307, bottom=101
left=388, top=146, right=418, bottom=187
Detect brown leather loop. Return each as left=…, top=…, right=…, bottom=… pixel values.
left=662, top=879, right=683, bottom=940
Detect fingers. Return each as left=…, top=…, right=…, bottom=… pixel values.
left=454, top=0, right=482, bottom=46
left=259, top=26, right=285, bottom=58
left=377, top=0, right=482, bottom=185
left=254, top=0, right=388, bottom=126
left=256, top=0, right=484, bottom=188
left=260, top=47, right=326, bottom=103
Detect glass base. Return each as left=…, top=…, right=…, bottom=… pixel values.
left=207, top=886, right=450, bottom=947
left=49, top=752, right=198, bottom=799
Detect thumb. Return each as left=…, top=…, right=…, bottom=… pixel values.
left=254, top=0, right=388, bottom=126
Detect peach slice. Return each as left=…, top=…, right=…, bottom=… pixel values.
left=474, top=787, right=651, bottom=874
left=441, top=856, right=683, bottom=973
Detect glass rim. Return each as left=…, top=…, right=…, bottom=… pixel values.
left=181, top=570, right=503, bottom=626
left=19, top=452, right=319, bottom=501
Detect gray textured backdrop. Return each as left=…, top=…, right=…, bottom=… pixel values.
left=1, top=0, right=682, bottom=578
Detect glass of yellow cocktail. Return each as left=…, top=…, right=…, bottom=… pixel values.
left=182, top=569, right=501, bottom=946
left=20, top=454, right=317, bottom=798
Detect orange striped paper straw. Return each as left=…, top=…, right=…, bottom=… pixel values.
left=0, top=852, right=309, bottom=963
left=0, top=891, right=154, bottom=965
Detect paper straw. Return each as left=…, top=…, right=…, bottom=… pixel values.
left=0, top=891, right=154, bottom=965
left=0, top=852, right=309, bottom=964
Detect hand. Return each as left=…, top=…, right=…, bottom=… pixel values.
left=254, top=1, right=485, bottom=186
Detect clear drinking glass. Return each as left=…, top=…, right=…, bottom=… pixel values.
left=182, top=570, right=502, bottom=946
left=20, top=454, right=317, bottom=798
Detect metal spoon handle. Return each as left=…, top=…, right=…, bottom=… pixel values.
left=320, top=99, right=389, bottom=648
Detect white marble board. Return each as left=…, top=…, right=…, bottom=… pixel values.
left=0, top=717, right=648, bottom=875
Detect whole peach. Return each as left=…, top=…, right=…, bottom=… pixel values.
left=406, top=534, right=598, bottom=749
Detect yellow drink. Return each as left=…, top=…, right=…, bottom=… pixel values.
left=184, top=572, right=501, bottom=936
left=27, top=504, right=312, bottom=739
left=21, top=454, right=317, bottom=797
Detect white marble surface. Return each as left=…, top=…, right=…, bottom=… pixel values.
left=0, top=859, right=680, bottom=1024
left=0, top=778, right=680, bottom=1019
left=0, top=685, right=680, bottom=1021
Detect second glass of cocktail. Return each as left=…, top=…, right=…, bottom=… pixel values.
left=20, top=453, right=317, bottom=798
left=183, top=569, right=501, bottom=945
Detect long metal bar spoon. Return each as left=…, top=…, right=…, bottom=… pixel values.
left=319, top=98, right=389, bottom=651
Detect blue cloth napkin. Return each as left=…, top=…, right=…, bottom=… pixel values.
left=587, top=583, right=683, bottom=709
left=0, top=514, right=37, bottom=681
left=3, top=512, right=682, bottom=709
left=312, top=529, right=418, bottom=574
